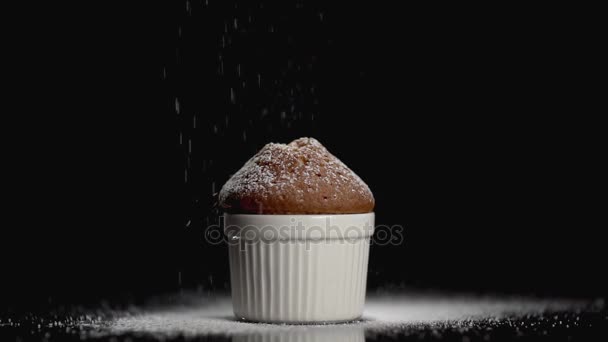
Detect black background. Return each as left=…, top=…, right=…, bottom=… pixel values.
left=3, top=1, right=604, bottom=312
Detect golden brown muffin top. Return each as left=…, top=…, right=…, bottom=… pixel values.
left=218, top=137, right=374, bottom=214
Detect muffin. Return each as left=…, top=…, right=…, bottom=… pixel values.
left=220, top=137, right=375, bottom=323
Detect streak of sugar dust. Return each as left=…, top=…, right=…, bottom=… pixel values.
left=88, top=293, right=595, bottom=340
left=170, top=1, right=322, bottom=245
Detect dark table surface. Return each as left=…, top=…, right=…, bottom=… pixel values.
left=2, top=292, right=606, bottom=342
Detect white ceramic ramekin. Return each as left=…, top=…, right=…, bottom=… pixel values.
left=225, top=213, right=374, bottom=323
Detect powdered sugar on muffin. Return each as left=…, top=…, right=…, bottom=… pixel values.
left=219, top=137, right=374, bottom=214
